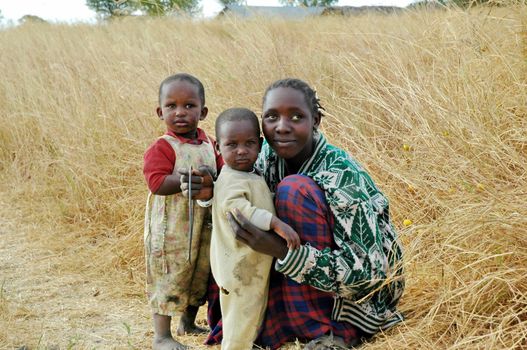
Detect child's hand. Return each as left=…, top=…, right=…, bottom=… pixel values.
left=178, top=166, right=214, bottom=200
left=272, top=218, right=301, bottom=250
left=197, top=165, right=215, bottom=185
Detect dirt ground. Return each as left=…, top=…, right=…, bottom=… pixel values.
left=0, top=201, right=213, bottom=350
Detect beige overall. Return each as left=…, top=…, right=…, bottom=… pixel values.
left=211, top=166, right=275, bottom=350
left=144, top=135, right=216, bottom=316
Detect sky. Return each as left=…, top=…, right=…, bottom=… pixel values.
left=0, top=0, right=415, bottom=23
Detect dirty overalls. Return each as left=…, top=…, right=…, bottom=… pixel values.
left=144, top=134, right=216, bottom=316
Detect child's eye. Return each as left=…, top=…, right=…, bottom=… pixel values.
left=185, top=104, right=195, bottom=109
left=166, top=104, right=176, bottom=109
left=264, top=114, right=278, bottom=121
left=291, top=114, right=303, bottom=121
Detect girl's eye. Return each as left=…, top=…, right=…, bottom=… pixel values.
left=264, top=114, right=278, bottom=121
left=291, top=114, right=303, bottom=121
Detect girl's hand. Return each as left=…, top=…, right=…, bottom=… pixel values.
left=227, top=208, right=289, bottom=260
left=179, top=166, right=214, bottom=200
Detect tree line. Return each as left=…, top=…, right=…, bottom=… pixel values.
left=86, top=0, right=339, bottom=17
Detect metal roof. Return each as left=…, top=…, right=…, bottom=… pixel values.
left=219, top=5, right=326, bottom=19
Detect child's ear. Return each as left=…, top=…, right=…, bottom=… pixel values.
left=199, top=106, right=208, bottom=121
left=156, top=107, right=163, bottom=120
left=215, top=141, right=220, bottom=153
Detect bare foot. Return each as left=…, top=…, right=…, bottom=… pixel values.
left=176, top=305, right=208, bottom=335
left=153, top=336, right=188, bottom=350
left=305, top=334, right=351, bottom=350
left=176, top=321, right=208, bottom=336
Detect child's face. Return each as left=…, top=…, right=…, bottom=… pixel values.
left=262, top=87, right=320, bottom=164
left=217, top=120, right=261, bottom=172
left=157, top=80, right=207, bottom=138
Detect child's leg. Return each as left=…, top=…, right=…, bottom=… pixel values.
left=176, top=304, right=208, bottom=335
left=204, top=275, right=223, bottom=345
left=178, top=213, right=212, bottom=335
left=153, top=313, right=187, bottom=350
left=220, top=252, right=273, bottom=350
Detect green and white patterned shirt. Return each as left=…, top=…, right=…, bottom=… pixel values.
left=256, top=132, right=405, bottom=334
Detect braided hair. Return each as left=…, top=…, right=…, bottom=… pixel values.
left=262, top=78, right=325, bottom=119
left=158, top=73, right=205, bottom=106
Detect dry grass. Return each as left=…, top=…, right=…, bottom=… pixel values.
left=0, top=4, right=526, bottom=349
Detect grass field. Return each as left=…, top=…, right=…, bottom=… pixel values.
left=0, top=4, right=526, bottom=349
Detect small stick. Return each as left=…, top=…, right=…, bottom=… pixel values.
left=188, top=166, right=194, bottom=262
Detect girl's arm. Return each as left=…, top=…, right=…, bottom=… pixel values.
left=144, top=138, right=178, bottom=194
left=228, top=193, right=402, bottom=301
left=228, top=209, right=289, bottom=260
left=270, top=216, right=301, bottom=249
left=153, top=170, right=184, bottom=195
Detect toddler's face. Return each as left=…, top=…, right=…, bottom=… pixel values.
left=217, top=120, right=260, bottom=172
left=157, top=80, right=206, bottom=138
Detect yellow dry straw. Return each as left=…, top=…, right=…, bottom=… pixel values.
left=0, top=4, right=526, bottom=349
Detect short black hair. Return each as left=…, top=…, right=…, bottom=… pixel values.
left=263, top=78, right=324, bottom=119
left=158, top=73, right=205, bottom=106
left=215, top=108, right=260, bottom=141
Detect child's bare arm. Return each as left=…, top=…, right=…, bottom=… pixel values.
left=154, top=169, right=184, bottom=195
left=270, top=216, right=301, bottom=249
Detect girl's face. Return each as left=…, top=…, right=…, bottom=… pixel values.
left=262, top=87, right=320, bottom=167
left=157, top=80, right=207, bottom=139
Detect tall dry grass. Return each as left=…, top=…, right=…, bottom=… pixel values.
left=0, top=5, right=526, bottom=349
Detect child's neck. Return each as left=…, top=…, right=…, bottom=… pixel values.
left=173, top=129, right=198, bottom=140
left=228, top=164, right=256, bottom=173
